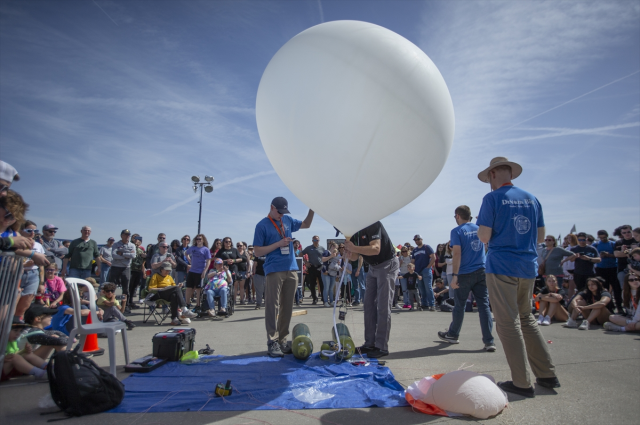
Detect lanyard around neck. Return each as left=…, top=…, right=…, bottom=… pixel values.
left=268, top=216, right=286, bottom=239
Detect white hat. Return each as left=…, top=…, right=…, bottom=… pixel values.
left=0, top=160, right=19, bottom=182
left=477, top=157, right=522, bottom=183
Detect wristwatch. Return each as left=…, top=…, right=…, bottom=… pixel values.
left=452, top=273, right=458, bottom=276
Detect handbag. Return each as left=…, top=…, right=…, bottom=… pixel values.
left=538, top=248, right=553, bottom=276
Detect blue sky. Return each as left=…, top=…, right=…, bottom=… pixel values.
left=1, top=0, right=638, bottom=249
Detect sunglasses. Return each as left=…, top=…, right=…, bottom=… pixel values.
left=629, top=277, right=639, bottom=282
left=224, top=240, right=231, bottom=243
left=158, top=237, right=166, bottom=240
left=23, top=229, right=37, bottom=234
left=104, top=289, right=115, bottom=293
left=578, top=238, right=586, bottom=242
left=182, top=238, right=190, bottom=241
left=160, top=245, right=169, bottom=248
left=195, top=237, right=202, bottom=240
left=4, top=210, right=14, bottom=220
left=46, top=229, right=57, bottom=234
left=0, top=184, right=8, bottom=193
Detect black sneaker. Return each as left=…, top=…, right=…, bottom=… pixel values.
left=279, top=340, right=292, bottom=355
left=536, top=377, right=561, bottom=389
left=125, top=320, right=136, bottom=331
left=267, top=341, right=284, bottom=358
left=312, top=300, right=318, bottom=305
left=356, top=345, right=376, bottom=354
left=124, top=306, right=132, bottom=315
left=484, top=343, right=496, bottom=352
left=352, top=302, right=360, bottom=306
left=498, top=381, right=535, bottom=398
left=367, top=348, right=389, bottom=358
left=437, top=331, right=459, bottom=344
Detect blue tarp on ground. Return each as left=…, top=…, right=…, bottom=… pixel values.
left=109, top=353, right=408, bottom=412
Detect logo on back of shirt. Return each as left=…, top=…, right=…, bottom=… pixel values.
left=512, top=214, right=531, bottom=234
left=471, top=239, right=483, bottom=252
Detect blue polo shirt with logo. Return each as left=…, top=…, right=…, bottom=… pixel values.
left=476, top=185, right=544, bottom=279
left=450, top=222, right=486, bottom=275
left=253, top=215, right=302, bottom=275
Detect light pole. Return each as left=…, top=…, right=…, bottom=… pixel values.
left=191, top=175, right=214, bottom=235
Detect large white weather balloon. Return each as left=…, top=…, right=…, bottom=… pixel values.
left=256, top=20, right=454, bottom=236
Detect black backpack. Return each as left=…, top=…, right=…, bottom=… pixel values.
left=46, top=346, right=124, bottom=418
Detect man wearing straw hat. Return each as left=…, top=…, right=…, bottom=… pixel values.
left=476, top=157, right=559, bottom=398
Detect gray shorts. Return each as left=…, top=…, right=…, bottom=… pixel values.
left=21, top=269, right=40, bottom=295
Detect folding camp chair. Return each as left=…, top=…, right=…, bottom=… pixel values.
left=140, top=277, right=171, bottom=325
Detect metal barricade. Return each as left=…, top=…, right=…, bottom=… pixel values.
left=0, top=252, right=24, bottom=365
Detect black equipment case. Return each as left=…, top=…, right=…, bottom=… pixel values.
left=152, top=327, right=196, bottom=361
left=124, top=354, right=168, bottom=373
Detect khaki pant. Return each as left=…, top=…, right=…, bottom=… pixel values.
left=486, top=273, right=556, bottom=388
left=265, top=270, right=297, bottom=343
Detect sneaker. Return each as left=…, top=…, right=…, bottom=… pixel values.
left=603, top=321, right=623, bottom=332
left=484, top=343, right=496, bottom=352
left=537, top=315, right=544, bottom=325
left=542, top=316, right=551, bottom=326
left=268, top=341, right=284, bottom=358
left=162, top=305, right=170, bottom=315
left=536, top=377, right=561, bottom=389
left=295, top=302, right=301, bottom=307
left=437, top=331, right=459, bottom=344
left=181, top=309, right=197, bottom=319
left=125, top=320, right=136, bottom=331
left=124, top=306, right=132, bottom=315
left=255, top=305, right=261, bottom=310
left=324, top=302, right=330, bottom=307
left=279, top=340, right=292, bottom=354
left=171, top=318, right=181, bottom=326
left=356, top=345, right=376, bottom=354
left=367, top=348, right=389, bottom=358
left=497, top=381, right=535, bottom=398
left=208, top=309, right=216, bottom=317
left=428, top=306, right=436, bottom=311
left=563, top=318, right=578, bottom=328
left=180, top=317, right=191, bottom=324
left=312, top=300, right=318, bottom=305
left=352, top=302, right=360, bottom=306
left=578, top=320, right=589, bottom=330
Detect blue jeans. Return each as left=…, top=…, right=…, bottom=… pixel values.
left=322, top=274, right=335, bottom=303
left=69, top=268, right=92, bottom=279
left=399, top=278, right=408, bottom=305
left=417, top=268, right=435, bottom=307
left=206, top=287, right=227, bottom=310
left=447, top=268, right=494, bottom=345
left=20, top=269, right=40, bottom=295
left=100, top=265, right=111, bottom=285
left=176, top=270, right=187, bottom=285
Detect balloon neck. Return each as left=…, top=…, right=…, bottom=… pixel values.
left=344, top=235, right=352, bottom=240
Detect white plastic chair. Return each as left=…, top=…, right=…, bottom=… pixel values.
left=64, top=278, right=130, bottom=376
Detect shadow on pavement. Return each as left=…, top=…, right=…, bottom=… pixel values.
left=387, top=343, right=485, bottom=360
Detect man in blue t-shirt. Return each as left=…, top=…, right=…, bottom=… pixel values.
left=411, top=235, right=436, bottom=310
left=438, top=206, right=494, bottom=351
left=253, top=197, right=314, bottom=358
left=592, top=230, right=622, bottom=313
left=476, top=157, right=559, bottom=398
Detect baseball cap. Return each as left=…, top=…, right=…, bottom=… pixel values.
left=214, top=258, right=223, bottom=264
left=24, top=304, right=59, bottom=324
left=43, top=224, right=58, bottom=232
left=413, top=234, right=422, bottom=240
left=162, top=262, right=173, bottom=270
left=121, top=229, right=131, bottom=235
left=107, top=237, right=115, bottom=241
left=271, top=197, right=290, bottom=214
left=0, top=160, right=19, bottom=182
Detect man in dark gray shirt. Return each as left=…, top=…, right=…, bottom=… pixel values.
left=301, top=236, right=326, bottom=305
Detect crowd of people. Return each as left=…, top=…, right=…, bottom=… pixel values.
left=2, top=158, right=639, bottom=396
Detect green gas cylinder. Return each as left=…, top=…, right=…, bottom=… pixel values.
left=292, top=323, right=313, bottom=360
left=332, top=323, right=355, bottom=360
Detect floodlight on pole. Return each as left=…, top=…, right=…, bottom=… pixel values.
left=190, top=174, right=214, bottom=235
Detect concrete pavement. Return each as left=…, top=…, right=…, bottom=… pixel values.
left=1, top=298, right=638, bottom=424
